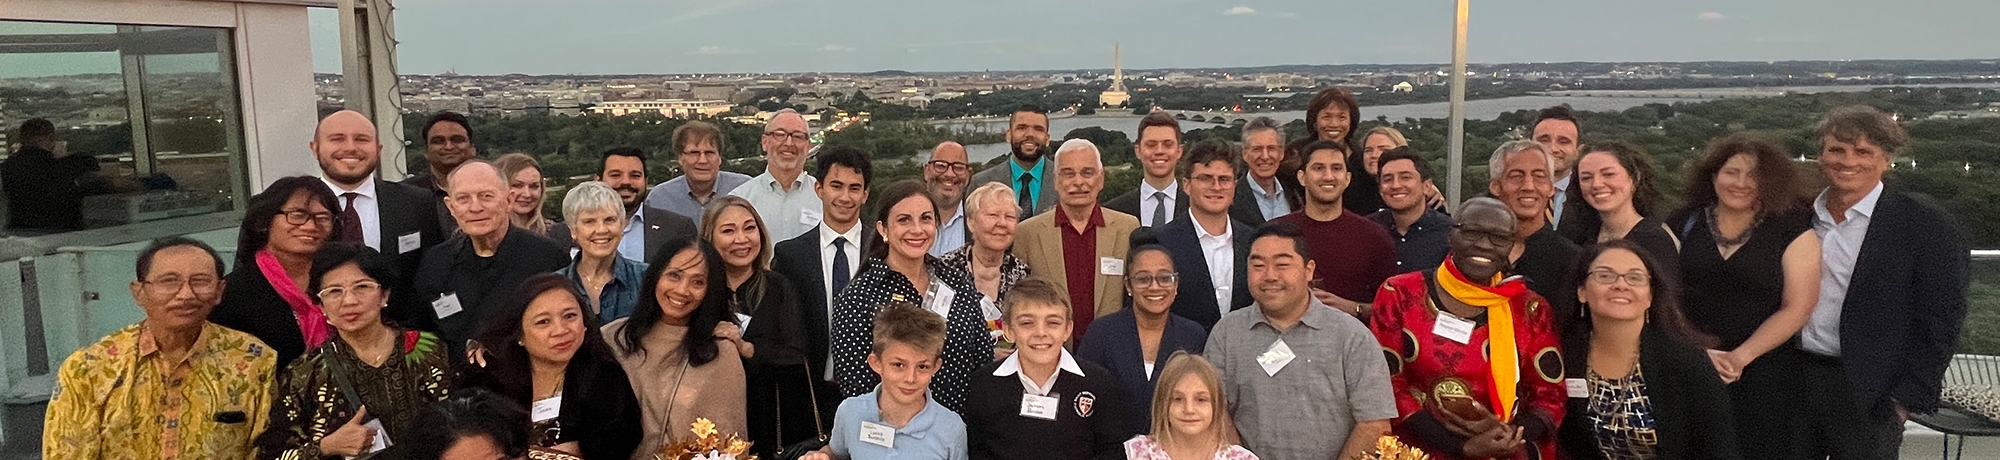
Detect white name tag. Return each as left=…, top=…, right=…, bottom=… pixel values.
left=531, top=396, right=562, bottom=422
left=431, top=293, right=464, bottom=319
left=979, top=297, right=1003, bottom=322
left=1099, top=257, right=1123, bottom=276
left=736, top=313, right=753, bottom=332
left=927, top=282, right=957, bottom=318
left=800, top=209, right=823, bottom=226
left=363, top=418, right=392, bottom=453
left=858, top=421, right=896, bottom=448
left=1434, top=313, right=1475, bottom=345
left=1256, top=339, right=1296, bottom=376
left=1566, top=378, right=1590, bottom=398
left=1020, top=393, right=1060, bottom=420
left=397, top=231, right=422, bottom=254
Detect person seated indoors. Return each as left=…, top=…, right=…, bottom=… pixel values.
left=964, top=278, right=1132, bottom=460
left=803, top=301, right=970, bottom=460
left=1124, top=352, right=1258, bottom=460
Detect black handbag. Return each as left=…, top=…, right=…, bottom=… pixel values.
left=770, top=365, right=828, bottom=460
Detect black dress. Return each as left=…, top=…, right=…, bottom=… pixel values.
left=1676, top=207, right=1813, bottom=459
left=733, top=271, right=818, bottom=459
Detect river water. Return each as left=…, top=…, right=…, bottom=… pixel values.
left=928, top=82, right=2000, bottom=163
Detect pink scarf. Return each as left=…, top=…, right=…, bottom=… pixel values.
left=257, top=250, right=331, bottom=348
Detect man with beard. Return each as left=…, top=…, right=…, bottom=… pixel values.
left=1485, top=140, right=1580, bottom=329
left=403, top=112, right=480, bottom=233
left=551, top=147, right=697, bottom=265
left=311, top=110, right=443, bottom=321
left=730, top=109, right=823, bottom=241
left=646, top=120, right=750, bottom=228
left=967, top=104, right=1058, bottom=217
left=1106, top=112, right=1190, bottom=228
left=1271, top=140, right=1396, bottom=319
left=1367, top=147, right=1452, bottom=274
left=926, top=141, right=973, bottom=256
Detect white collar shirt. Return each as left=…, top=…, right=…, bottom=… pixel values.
left=321, top=176, right=381, bottom=250
left=992, top=348, right=1087, bottom=396
left=1139, top=180, right=1181, bottom=226
left=1193, top=211, right=1235, bottom=317
left=1801, top=181, right=1884, bottom=357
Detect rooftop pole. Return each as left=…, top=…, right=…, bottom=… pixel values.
left=1446, top=0, right=1469, bottom=208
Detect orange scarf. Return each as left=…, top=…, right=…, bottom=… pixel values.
left=1435, top=257, right=1528, bottom=422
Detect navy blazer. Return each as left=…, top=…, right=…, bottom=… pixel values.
left=1136, top=215, right=1254, bottom=330
left=1105, top=188, right=1191, bottom=228
left=769, top=224, right=877, bottom=382
left=1229, top=177, right=1269, bottom=226
left=1074, top=308, right=1208, bottom=435
left=1832, top=188, right=1969, bottom=413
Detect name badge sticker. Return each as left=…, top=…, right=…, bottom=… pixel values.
left=800, top=209, right=823, bottom=226
left=362, top=418, right=392, bottom=453
left=1099, top=257, right=1123, bottom=276
left=1434, top=313, right=1476, bottom=345
left=1566, top=378, right=1590, bottom=398
left=1020, top=393, right=1060, bottom=420
left=432, top=293, right=464, bottom=319
left=397, top=232, right=422, bottom=254
left=530, top=396, right=562, bottom=422
left=1256, top=339, right=1296, bottom=376
left=858, top=421, right=896, bottom=448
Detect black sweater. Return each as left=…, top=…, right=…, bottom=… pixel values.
left=1559, top=325, right=1742, bottom=460
left=964, top=358, right=1133, bottom=460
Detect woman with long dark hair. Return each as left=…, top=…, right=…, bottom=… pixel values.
left=701, top=195, right=814, bottom=458
left=1664, top=135, right=1819, bottom=459
left=211, top=175, right=348, bottom=367
left=458, top=273, right=643, bottom=460
left=1558, top=241, right=1739, bottom=460
left=602, top=236, right=748, bottom=458
left=1560, top=141, right=1682, bottom=274
left=829, top=179, right=997, bottom=413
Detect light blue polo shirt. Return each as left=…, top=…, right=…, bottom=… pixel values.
left=829, top=386, right=969, bottom=460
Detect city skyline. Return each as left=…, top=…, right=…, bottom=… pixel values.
left=307, top=0, right=2000, bottom=76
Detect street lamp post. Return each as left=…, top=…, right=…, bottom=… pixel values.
left=1446, top=0, right=1470, bottom=208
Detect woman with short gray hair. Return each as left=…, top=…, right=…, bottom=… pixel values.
left=557, top=181, right=648, bottom=322
left=938, top=182, right=1031, bottom=316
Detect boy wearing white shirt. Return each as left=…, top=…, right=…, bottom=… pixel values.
left=963, top=279, right=1133, bottom=460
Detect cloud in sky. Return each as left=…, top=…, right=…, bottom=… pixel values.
left=818, top=44, right=855, bottom=52
left=1699, top=11, right=1727, bottom=21
left=1224, top=6, right=1256, bottom=16
left=690, top=46, right=742, bottom=55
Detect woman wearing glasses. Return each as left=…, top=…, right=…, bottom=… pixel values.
left=256, top=242, right=454, bottom=459
left=211, top=176, right=349, bottom=368
left=1557, top=240, right=1738, bottom=460
left=1366, top=197, right=1566, bottom=460
left=1077, top=244, right=1209, bottom=435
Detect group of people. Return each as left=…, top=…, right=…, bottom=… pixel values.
left=42, top=86, right=1970, bottom=460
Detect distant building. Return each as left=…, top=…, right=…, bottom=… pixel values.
left=1099, top=43, right=1130, bottom=108
left=588, top=99, right=732, bottom=118
left=1392, top=81, right=1415, bottom=93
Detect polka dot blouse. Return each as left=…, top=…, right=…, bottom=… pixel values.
left=830, top=256, right=996, bottom=413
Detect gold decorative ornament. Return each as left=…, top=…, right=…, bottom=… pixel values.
left=656, top=418, right=760, bottom=460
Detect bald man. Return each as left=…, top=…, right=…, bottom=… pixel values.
left=1010, top=139, right=1143, bottom=338
left=729, top=109, right=824, bottom=240
left=927, top=141, right=973, bottom=256
left=408, top=160, right=569, bottom=352
left=312, top=110, right=444, bottom=322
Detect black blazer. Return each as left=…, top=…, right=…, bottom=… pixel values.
left=1832, top=188, right=1969, bottom=413
left=546, top=204, right=698, bottom=266
left=458, top=338, right=643, bottom=460
left=768, top=224, right=877, bottom=382
left=209, top=266, right=309, bottom=367
left=1228, top=178, right=1268, bottom=226
left=406, top=227, right=571, bottom=350
left=398, top=173, right=458, bottom=236
left=1074, top=308, right=1208, bottom=435
left=1560, top=326, right=1741, bottom=460
left=1104, top=188, right=1190, bottom=228
left=1141, top=215, right=1253, bottom=329
left=374, top=179, right=446, bottom=301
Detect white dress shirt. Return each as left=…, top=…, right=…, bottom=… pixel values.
left=1139, top=180, right=1181, bottom=226
left=931, top=204, right=967, bottom=257
left=992, top=347, right=1086, bottom=396
left=1192, top=211, right=1235, bottom=316
left=819, top=221, right=865, bottom=309
left=1801, top=182, right=1883, bottom=357
left=730, top=171, right=823, bottom=241
left=321, top=176, right=382, bottom=250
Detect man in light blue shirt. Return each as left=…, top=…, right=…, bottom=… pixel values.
left=927, top=141, right=972, bottom=256
left=646, top=120, right=749, bottom=228
left=1230, top=117, right=1290, bottom=225
left=729, top=109, right=823, bottom=241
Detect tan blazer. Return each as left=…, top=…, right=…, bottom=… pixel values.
left=1013, top=205, right=1141, bottom=320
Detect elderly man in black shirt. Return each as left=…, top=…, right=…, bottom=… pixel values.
left=407, top=159, right=568, bottom=353
left=1486, top=140, right=1582, bottom=330
left=3, top=118, right=102, bottom=231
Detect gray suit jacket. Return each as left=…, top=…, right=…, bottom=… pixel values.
left=546, top=205, right=699, bottom=265
left=968, top=157, right=1059, bottom=218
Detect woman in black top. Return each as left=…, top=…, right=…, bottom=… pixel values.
left=458, top=273, right=643, bottom=460
left=211, top=176, right=348, bottom=368
left=1665, top=135, right=1821, bottom=459
left=702, top=195, right=816, bottom=458
left=1561, top=141, right=1681, bottom=276
left=1558, top=240, right=1739, bottom=460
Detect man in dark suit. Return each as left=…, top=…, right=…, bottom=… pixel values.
left=1106, top=112, right=1190, bottom=228
left=311, top=110, right=445, bottom=323
left=549, top=147, right=697, bottom=265
left=412, top=160, right=570, bottom=353
left=1143, top=140, right=1253, bottom=329
left=1791, top=106, right=1968, bottom=460
left=966, top=104, right=1059, bottom=218
left=1230, top=117, right=1292, bottom=226
left=770, top=146, right=877, bottom=426
left=403, top=112, right=479, bottom=234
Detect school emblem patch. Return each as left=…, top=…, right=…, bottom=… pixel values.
left=1075, top=391, right=1096, bottom=418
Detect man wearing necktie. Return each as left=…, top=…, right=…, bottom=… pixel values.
left=968, top=104, right=1058, bottom=218
left=309, top=110, right=443, bottom=325
left=1107, top=112, right=1190, bottom=228
left=771, top=146, right=878, bottom=429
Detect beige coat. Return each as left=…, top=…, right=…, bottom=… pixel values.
left=1012, top=205, right=1141, bottom=320
left=601, top=318, right=747, bottom=460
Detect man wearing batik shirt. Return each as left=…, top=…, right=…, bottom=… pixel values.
left=46, top=237, right=277, bottom=460
left=1367, top=198, right=1565, bottom=459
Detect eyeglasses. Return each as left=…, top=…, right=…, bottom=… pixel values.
left=1127, top=272, right=1179, bottom=287
left=764, top=130, right=810, bottom=144
left=317, top=281, right=383, bottom=303
left=926, top=160, right=970, bottom=174
left=1588, top=269, right=1650, bottom=287
left=1188, top=174, right=1235, bottom=187
left=142, top=275, right=220, bottom=298
left=281, top=209, right=336, bottom=228
left=1452, top=224, right=1513, bottom=247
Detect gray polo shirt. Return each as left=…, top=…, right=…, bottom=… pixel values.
left=1205, top=298, right=1398, bottom=460
left=644, top=171, right=751, bottom=228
